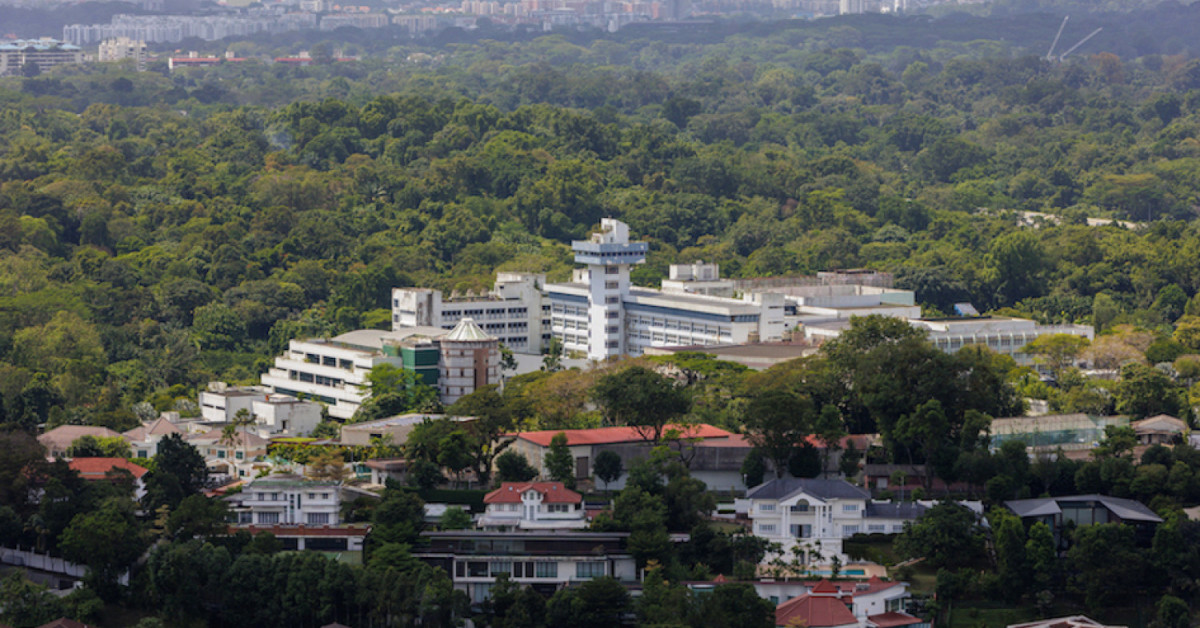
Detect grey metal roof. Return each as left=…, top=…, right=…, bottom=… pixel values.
left=745, top=478, right=870, bottom=501
left=1005, top=494, right=1163, bottom=523
left=864, top=501, right=928, bottom=519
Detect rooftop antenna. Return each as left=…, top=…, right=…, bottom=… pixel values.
left=1046, top=15, right=1068, bottom=61
left=1058, top=27, right=1103, bottom=61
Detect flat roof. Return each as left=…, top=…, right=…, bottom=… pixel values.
left=648, top=342, right=816, bottom=360
left=543, top=283, right=761, bottom=316
left=342, top=413, right=474, bottom=431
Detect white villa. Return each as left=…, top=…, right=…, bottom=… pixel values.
left=746, top=478, right=927, bottom=564
left=477, top=481, right=587, bottom=531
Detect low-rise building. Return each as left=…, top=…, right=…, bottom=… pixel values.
left=123, top=416, right=184, bottom=458
left=478, top=482, right=586, bottom=531
left=412, top=530, right=637, bottom=603
left=67, top=457, right=149, bottom=501
left=1004, top=494, right=1162, bottom=548
left=186, top=429, right=269, bottom=479
left=747, top=478, right=927, bottom=565
left=1132, top=414, right=1187, bottom=445
left=38, top=426, right=122, bottom=460
left=230, top=474, right=342, bottom=526
left=340, top=413, right=474, bottom=447
left=773, top=578, right=924, bottom=628
left=506, top=424, right=736, bottom=484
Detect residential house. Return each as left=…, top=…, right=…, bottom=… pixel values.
left=229, top=474, right=342, bottom=527
left=1004, top=494, right=1162, bottom=548
left=506, top=424, right=738, bottom=487
left=747, top=478, right=927, bottom=564
left=364, top=458, right=407, bottom=485
left=773, top=578, right=925, bottom=628
left=67, top=457, right=149, bottom=501
left=38, top=426, right=121, bottom=460
left=1132, top=414, right=1187, bottom=445
left=186, top=428, right=269, bottom=479
left=123, top=416, right=183, bottom=458
left=478, top=482, right=586, bottom=531
left=340, top=413, right=475, bottom=448
left=412, top=530, right=637, bottom=603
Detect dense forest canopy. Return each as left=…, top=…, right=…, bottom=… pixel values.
left=4, top=7, right=1200, bottom=430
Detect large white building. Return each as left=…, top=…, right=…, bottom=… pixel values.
left=544, top=219, right=786, bottom=361
left=260, top=319, right=500, bottom=420
left=746, top=478, right=927, bottom=565
left=0, top=39, right=83, bottom=76
left=392, top=273, right=549, bottom=354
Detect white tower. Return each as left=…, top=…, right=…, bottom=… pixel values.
left=570, top=219, right=647, bottom=361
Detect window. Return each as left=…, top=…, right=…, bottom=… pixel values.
left=790, top=504, right=809, bottom=513
left=322, top=493, right=330, bottom=500
left=473, top=583, right=493, bottom=601
left=490, top=561, right=512, bottom=576
left=576, top=562, right=605, bottom=579
left=235, top=451, right=244, bottom=460
left=844, top=525, right=859, bottom=535
left=605, top=281, right=618, bottom=290
left=842, top=504, right=859, bottom=513
left=757, top=524, right=777, bottom=534
left=790, top=524, right=811, bottom=538
left=547, top=504, right=570, bottom=513
left=759, top=503, right=776, bottom=512
left=307, top=513, right=330, bottom=525
left=605, top=311, right=619, bottom=319
left=468, top=562, right=489, bottom=577
left=534, top=562, right=558, bottom=578
left=238, top=512, right=252, bottom=524
left=868, top=524, right=886, bottom=532
left=605, top=296, right=619, bottom=304
left=605, top=266, right=619, bottom=275
left=892, top=524, right=905, bottom=533
left=257, top=512, right=280, bottom=524
left=456, top=562, right=466, bottom=578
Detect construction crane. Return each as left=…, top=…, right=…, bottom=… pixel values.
left=1046, top=15, right=1068, bottom=61
left=1058, top=28, right=1103, bottom=61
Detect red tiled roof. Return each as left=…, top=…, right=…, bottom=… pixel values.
left=68, top=457, right=148, bottom=480
left=37, top=619, right=91, bottom=628
left=868, top=612, right=924, bottom=628
left=811, top=579, right=840, bottom=594
left=802, top=576, right=903, bottom=597
left=775, top=594, right=858, bottom=628
left=484, top=482, right=582, bottom=504
left=514, top=424, right=733, bottom=447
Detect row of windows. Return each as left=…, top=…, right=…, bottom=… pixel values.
left=456, top=561, right=604, bottom=580
left=288, top=370, right=345, bottom=388
left=304, top=354, right=355, bottom=370
left=252, top=512, right=331, bottom=525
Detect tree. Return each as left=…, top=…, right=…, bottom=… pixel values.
left=743, top=389, right=814, bottom=479
left=541, top=337, right=564, bottom=372
left=67, top=435, right=131, bottom=458
left=544, top=432, right=575, bottom=489
left=895, top=503, right=985, bottom=570
left=447, top=385, right=516, bottom=487
left=60, top=498, right=146, bottom=600
left=1155, top=595, right=1190, bottom=628
left=1115, top=363, right=1182, bottom=418
left=1068, top=523, right=1144, bottom=610
left=1022, top=334, right=1090, bottom=380
left=593, top=450, right=623, bottom=493
left=546, top=576, right=629, bottom=628
left=306, top=448, right=351, bottom=482
left=590, top=366, right=691, bottom=443
left=372, top=485, right=426, bottom=546
left=0, top=572, right=66, bottom=628
left=145, top=433, right=207, bottom=510
left=741, top=448, right=767, bottom=488
left=495, top=450, right=538, bottom=483
left=813, top=404, right=846, bottom=478
left=695, top=583, right=774, bottom=628
left=439, top=506, right=473, bottom=530
left=353, top=364, right=439, bottom=422
left=991, top=508, right=1027, bottom=601
left=167, top=494, right=229, bottom=540
left=1025, top=520, right=1057, bottom=594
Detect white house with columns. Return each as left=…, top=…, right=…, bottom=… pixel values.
left=747, top=478, right=927, bottom=564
